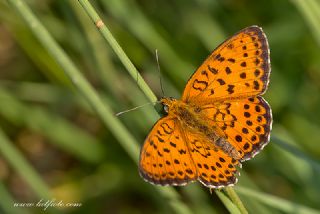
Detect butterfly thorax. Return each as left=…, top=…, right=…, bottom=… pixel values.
left=161, top=97, right=241, bottom=160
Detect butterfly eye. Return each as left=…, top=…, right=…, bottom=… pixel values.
left=163, top=104, right=169, bottom=113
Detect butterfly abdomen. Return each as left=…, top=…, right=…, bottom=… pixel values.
left=170, top=100, right=240, bottom=160
left=214, top=137, right=241, bottom=160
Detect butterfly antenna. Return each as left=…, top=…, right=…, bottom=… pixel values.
left=155, top=49, right=165, bottom=97
left=115, top=101, right=160, bottom=117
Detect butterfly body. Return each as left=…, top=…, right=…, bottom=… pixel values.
left=161, top=97, right=241, bottom=160
left=139, top=26, right=272, bottom=188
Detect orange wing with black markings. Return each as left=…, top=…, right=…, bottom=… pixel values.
left=199, top=96, right=272, bottom=161
left=185, top=131, right=239, bottom=187
left=139, top=116, right=197, bottom=186
left=139, top=115, right=241, bottom=188
left=181, top=26, right=270, bottom=103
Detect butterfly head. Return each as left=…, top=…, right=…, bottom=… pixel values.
left=160, top=97, right=177, bottom=114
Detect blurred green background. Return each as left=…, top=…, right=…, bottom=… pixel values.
left=0, top=0, right=320, bottom=213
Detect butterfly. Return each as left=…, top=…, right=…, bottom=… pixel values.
left=139, top=26, right=272, bottom=188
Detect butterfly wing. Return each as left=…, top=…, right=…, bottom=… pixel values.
left=139, top=116, right=197, bottom=186
left=199, top=96, right=272, bottom=161
left=181, top=26, right=270, bottom=103
left=184, top=131, right=239, bottom=188
left=139, top=116, right=241, bottom=188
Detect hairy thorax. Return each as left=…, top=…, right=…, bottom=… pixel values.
left=161, top=97, right=241, bottom=160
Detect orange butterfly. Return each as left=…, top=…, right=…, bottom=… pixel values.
left=139, top=26, right=272, bottom=188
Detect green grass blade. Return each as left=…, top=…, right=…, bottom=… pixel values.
left=0, top=182, right=30, bottom=214
left=224, top=187, right=248, bottom=214
left=215, top=190, right=242, bottom=214
left=272, top=136, right=320, bottom=172
left=0, top=88, right=105, bottom=163
left=5, top=0, right=139, bottom=161
left=0, top=128, right=51, bottom=199
left=292, top=0, right=320, bottom=46
left=78, top=0, right=157, bottom=103
left=236, top=186, right=320, bottom=214
left=102, top=0, right=194, bottom=85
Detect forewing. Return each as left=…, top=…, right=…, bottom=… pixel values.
left=181, top=26, right=270, bottom=103
left=139, top=117, right=197, bottom=186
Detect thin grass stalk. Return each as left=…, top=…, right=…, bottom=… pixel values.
left=0, top=128, right=51, bottom=200
left=77, top=0, right=249, bottom=212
